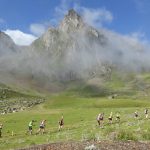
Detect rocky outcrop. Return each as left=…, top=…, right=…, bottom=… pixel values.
left=58, top=9, right=85, bottom=32
left=30, top=9, right=109, bottom=82
left=0, top=31, right=18, bottom=55
left=0, top=85, right=45, bottom=114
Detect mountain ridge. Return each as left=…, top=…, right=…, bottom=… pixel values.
left=0, top=9, right=149, bottom=93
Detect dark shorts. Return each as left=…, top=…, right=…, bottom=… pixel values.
left=40, top=126, right=44, bottom=129
left=116, top=116, right=120, bottom=119
left=59, top=122, right=64, bottom=126
left=108, top=117, right=112, bottom=121
left=97, top=120, right=100, bottom=122
left=99, top=117, right=103, bottom=121
left=29, top=126, right=32, bottom=130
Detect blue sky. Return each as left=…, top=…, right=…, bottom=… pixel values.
left=0, top=0, right=150, bottom=45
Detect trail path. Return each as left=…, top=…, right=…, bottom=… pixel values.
left=19, top=141, right=150, bottom=150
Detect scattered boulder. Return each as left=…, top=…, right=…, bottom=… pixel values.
left=84, top=144, right=97, bottom=150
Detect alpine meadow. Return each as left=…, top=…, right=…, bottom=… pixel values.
left=1, top=1, right=150, bottom=149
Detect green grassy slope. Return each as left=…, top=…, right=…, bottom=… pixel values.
left=1, top=93, right=150, bottom=150
left=1, top=72, right=150, bottom=149
left=0, top=83, right=45, bottom=113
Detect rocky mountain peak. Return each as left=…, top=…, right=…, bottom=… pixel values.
left=0, top=31, right=12, bottom=40
left=58, top=9, right=85, bottom=32
left=67, top=9, right=80, bottom=19
left=0, top=31, right=15, bottom=46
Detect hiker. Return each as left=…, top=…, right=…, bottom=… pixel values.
left=28, top=120, right=34, bottom=135
left=108, top=112, right=113, bottom=124
left=37, top=120, right=46, bottom=134
left=0, top=123, right=3, bottom=138
left=97, top=113, right=101, bottom=126
left=116, top=112, right=120, bottom=122
left=97, top=113, right=104, bottom=127
left=58, top=115, right=64, bottom=131
left=134, top=110, right=138, bottom=118
left=144, top=108, right=148, bottom=119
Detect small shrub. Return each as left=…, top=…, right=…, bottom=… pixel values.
left=103, top=126, right=115, bottom=136
left=142, top=132, right=150, bottom=140
left=116, top=130, right=137, bottom=141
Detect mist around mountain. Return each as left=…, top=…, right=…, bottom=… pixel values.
left=0, top=9, right=150, bottom=93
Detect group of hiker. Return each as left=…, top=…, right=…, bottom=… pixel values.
left=134, top=108, right=148, bottom=119
left=96, top=108, right=149, bottom=128
left=0, top=109, right=149, bottom=138
left=96, top=112, right=120, bottom=128
left=27, top=115, right=64, bottom=135
left=0, top=115, right=64, bottom=138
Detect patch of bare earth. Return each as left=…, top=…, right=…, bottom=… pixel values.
left=18, top=140, right=150, bottom=150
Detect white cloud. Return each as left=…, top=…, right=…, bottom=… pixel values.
left=4, top=29, right=37, bottom=46
left=75, top=6, right=113, bottom=27
left=129, top=32, right=145, bottom=39
left=50, top=0, right=70, bottom=26
left=55, top=0, right=69, bottom=16
left=30, top=23, right=47, bottom=36
left=27, top=0, right=113, bottom=34
left=125, top=31, right=150, bottom=47
left=50, top=0, right=113, bottom=28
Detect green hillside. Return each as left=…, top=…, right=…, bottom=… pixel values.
left=1, top=73, right=150, bottom=149
left=0, top=83, right=45, bottom=113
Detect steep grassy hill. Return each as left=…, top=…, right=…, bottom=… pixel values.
left=0, top=83, right=45, bottom=113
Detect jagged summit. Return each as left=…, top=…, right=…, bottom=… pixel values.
left=32, top=8, right=105, bottom=52
left=58, top=9, right=85, bottom=32
left=67, top=9, right=81, bottom=19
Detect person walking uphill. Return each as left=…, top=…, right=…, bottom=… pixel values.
left=0, top=123, right=3, bottom=138
left=116, top=112, right=120, bottom=122
left=37, top=120, right=46, bottom=134
left=58, top=115, right=64, bottom=131
left=108, top=112, right=113, bottom=124
left=97, top=113, right=101, bottom=126
left=28, top=120, right=34, bottom=135
left=134, top=110, right=138, bottom=118
left=97, top=113, right=104, bottom=128
left=144, top=108, right=148, bottom=119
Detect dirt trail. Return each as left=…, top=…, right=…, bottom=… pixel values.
left=18, top=141, right=150, bottom=150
